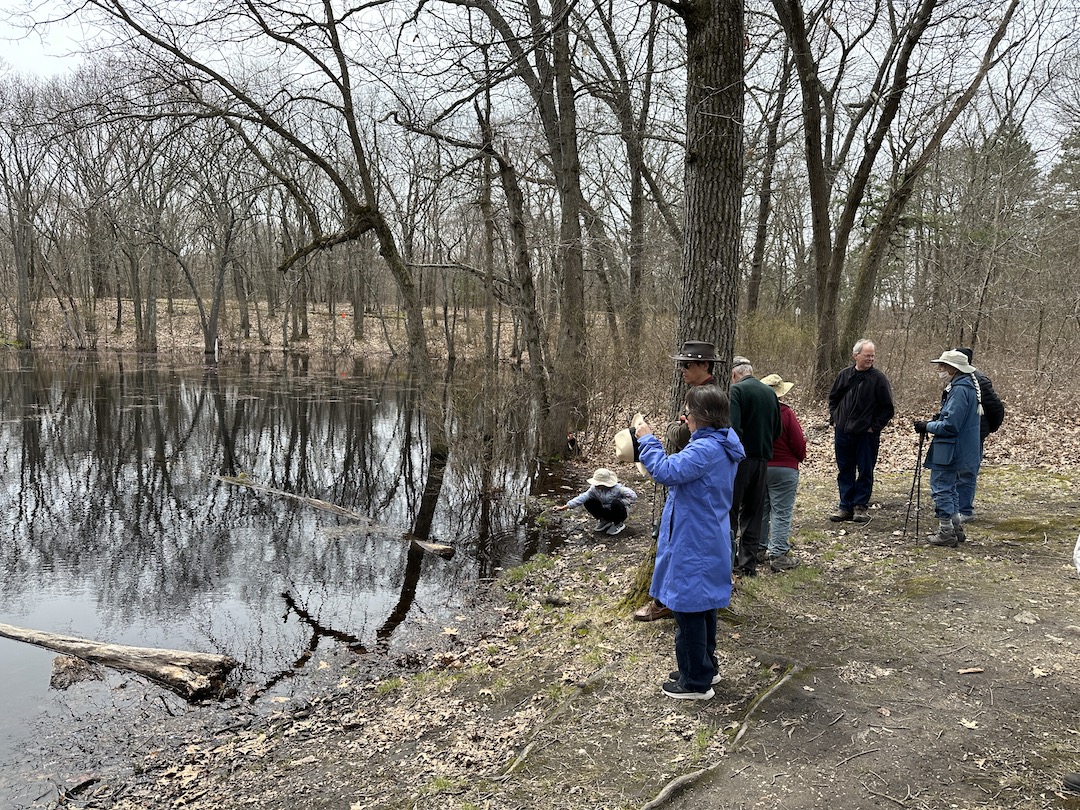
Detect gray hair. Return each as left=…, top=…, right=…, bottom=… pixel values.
left=852, top=338, right=875, bottom=356
left=732, top=361, right=754, bottom=380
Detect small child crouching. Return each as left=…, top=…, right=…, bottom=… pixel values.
left=553, top=468, right=637, bottom=535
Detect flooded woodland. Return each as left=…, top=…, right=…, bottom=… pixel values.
left=0, top=350, right=572, bottom=805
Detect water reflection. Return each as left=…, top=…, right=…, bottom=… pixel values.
left=0, top=351, right=566, bottom=770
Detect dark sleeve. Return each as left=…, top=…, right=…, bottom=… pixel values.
left=827, top=369, right=848, bottom=424
left=872, top=371, right=895, bottom=431
left=729, top=385, right=744, bottom=438
left=827, top=370, right=845, bottom=412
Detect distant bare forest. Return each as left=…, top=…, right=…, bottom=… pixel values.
left=2, top=0, right=1079, bottom=415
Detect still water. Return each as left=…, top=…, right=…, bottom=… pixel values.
left=0, top=351, right=570, bottom=801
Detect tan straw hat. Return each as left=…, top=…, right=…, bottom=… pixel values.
left=760, top=373, right=795, bottom=398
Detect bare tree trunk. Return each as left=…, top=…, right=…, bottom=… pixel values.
left=747, top=50, right=792, bottom=314
left=673, top=0, right=744, bottom=407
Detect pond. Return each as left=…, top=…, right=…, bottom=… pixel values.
left=0, top=351, right=574, bottom=805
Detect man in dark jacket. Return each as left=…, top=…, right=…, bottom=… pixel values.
left=729, top=358, right=782, bottom=576
left=828, top=339, right=895, bottom=523
left=951, top=347, right=1005, bottom=522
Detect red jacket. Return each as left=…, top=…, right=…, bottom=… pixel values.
left=769, top=403, right=806, bottom=470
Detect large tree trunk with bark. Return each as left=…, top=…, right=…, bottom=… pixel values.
left=675, top=0, right=744, bottom=407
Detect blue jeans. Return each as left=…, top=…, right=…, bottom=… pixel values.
left=834, top=429, right=881, bottom=509
left=955, top=441, right=983, bottom=516
left=672, top=609, right=718, bottom=692
left=762, top=466, right=799, bottom=557
left=929, top=468, right=960, bottom=519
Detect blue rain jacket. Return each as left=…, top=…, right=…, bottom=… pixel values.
left=638, top=426, right=745, bottom=612
left=924, top=373, right=981, bottom=472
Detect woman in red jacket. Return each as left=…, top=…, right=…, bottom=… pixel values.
left=760, top=374, right=807, bottom=571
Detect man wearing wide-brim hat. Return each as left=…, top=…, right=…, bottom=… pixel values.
left=912, top=350, right=982, bottom=548
left=664, top=341, right=722, bottom=453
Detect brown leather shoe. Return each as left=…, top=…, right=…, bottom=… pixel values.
left=633, top=600, right=673, bottom=622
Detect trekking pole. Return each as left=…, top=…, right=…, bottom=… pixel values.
left=903, top=431, right=926, bottom=540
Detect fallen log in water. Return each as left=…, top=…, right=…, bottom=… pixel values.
left=0, top=622, right=238, bottom=701
left=215, top=475, right=455, bottom=558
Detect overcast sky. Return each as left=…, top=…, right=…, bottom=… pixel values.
left=0, top=2, right=86, bottom=77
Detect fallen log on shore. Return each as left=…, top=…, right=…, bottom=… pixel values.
left=215, top=475, right=455, bottom=558
left=0, top=622, right=238, bottom=701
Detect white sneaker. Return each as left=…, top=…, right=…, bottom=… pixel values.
left=606, top=523, right=625, bottom=536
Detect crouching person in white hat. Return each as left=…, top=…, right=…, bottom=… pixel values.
left=552, top=468, right=638, bottom=536
left=913, top=350, right=982, bottom=548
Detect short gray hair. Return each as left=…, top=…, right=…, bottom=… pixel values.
left=852, top=338, right=875, bottom=356
left=732, top=361, right=754, bottom=379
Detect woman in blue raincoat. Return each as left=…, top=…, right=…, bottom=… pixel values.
left=635, top=384, right=745, bottom=700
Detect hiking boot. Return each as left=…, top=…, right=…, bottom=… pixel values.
left=958, top=513, right=975, bottom=524
left=606, top=522, right=626, bottom=536
left=852, top=505, right=871, bottom=523
left=661, top=680, right=714, bottom=700
left=829, top=507, right=853, bottom=522
left=594, top=519, right=612, bottom=532
left=952, top=521, right=967, bottom=543
left=768, top=553, right=800, bottom=572
left=633, top=601, right=673, bottom=622
left=754, top=548, right=769, bottom=564
left=927, top=528, right=958, bottom=548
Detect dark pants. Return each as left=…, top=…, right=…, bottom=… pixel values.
left=834, top=429, right=881, bottom=510
left=731, top=458, right=769, bottom=573
left=583, top=498, right=628, bottom=524
left=672, top=609, right=718, bottom=692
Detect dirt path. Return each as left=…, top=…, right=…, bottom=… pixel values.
left=21, top=458, right=1080, bottom=810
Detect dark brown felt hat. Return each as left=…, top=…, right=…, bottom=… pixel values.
left=671, top=341, right=718, bottom=362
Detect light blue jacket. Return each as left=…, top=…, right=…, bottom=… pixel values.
left=638, top=426, right=745, bottom=613
left=924, top=373, right=981, bottom=472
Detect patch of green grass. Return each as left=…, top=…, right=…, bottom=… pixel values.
left=375, top=676, right=404, bottom=695
left=989, top=515, right=1076, bottom=537
left=416, top=775, right=468, bottom=796
left=763, top=564, right=822, bottom=594
left=503, top=553, right=557, bottom=584
left=900, top=575, right=945, bottom=598
left=793, top=528, right=833, bottom=549
left=691, top=726, right=717, bottom=760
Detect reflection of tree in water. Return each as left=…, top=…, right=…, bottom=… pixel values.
left=0, top=353, right=567, bottom=685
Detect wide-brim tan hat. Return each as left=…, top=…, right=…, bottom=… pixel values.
left=587, top=467, right=619, bottom=487
left=930, top=350, right=975, bottom=374
left=760, top=373, right=794, bottom=398
left=614, top=414, right=646, bottom=463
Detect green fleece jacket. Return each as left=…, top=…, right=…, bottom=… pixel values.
left=729, top=376, right=782, bottom=460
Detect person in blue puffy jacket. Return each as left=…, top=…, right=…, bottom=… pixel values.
left=635, top=384, right=745, bottom=700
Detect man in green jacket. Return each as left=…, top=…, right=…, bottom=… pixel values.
left=729, top=358, right=782, bottom=576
